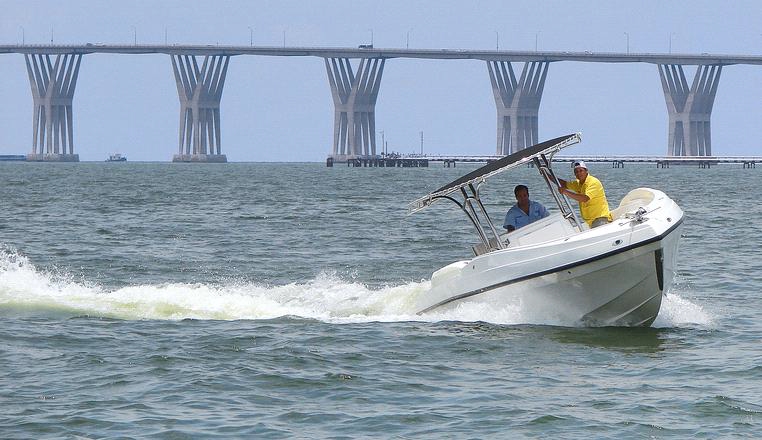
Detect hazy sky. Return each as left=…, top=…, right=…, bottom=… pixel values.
left=1, top=0, right=761, bottom=161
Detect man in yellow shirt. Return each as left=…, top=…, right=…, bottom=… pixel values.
left=557, top=160, right=612, bottom=228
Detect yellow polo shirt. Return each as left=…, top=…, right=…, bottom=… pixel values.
left=566, top=174, right=612, bottom=226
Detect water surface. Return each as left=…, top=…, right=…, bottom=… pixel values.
left=1, top=162, right=759, bottom=438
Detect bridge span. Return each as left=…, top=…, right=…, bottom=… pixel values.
left=2, top=44, right=762, bottom=162
left=6, top=44, right=762, bottom=65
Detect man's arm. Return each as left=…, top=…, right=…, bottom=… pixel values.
left=559, top=187, right=590, bottom=203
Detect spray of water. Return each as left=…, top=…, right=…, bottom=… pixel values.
left=0, top=248, right=713, bottom=327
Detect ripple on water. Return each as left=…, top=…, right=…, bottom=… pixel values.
left=0, top=164, right=761, bottom=437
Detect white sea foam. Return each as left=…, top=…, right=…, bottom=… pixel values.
left=0, top=248, right=714, bottom=327
left=653, top=291, right=715, bottom=328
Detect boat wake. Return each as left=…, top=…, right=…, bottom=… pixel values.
left=0, top=249, right=713, bottom=328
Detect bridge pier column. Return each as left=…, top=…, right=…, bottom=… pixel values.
left=487, top=61, right=549, bottom=155
left=325, top=57, right=385, bottom=161
left=24, top=54, right=81, bottom=162
left=658, top=64, right=721, bottom=156
left=171, top=55, right=229, bottom=163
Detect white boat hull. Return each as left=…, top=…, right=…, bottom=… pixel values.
left=416, top=188, right=683, bottom=327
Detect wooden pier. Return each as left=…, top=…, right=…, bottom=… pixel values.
left=554, top=155, right=760, bottom=169
left=326, top=156, right=429, bottom=167
left=0, top=154, right=26, bottom=161
left=328, top=154, right=761, bottom=169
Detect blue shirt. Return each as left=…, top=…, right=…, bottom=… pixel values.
left=503, top=200, right=549, bottom=230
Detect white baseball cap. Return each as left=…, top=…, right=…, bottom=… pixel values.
left=572, top=160, right=587, bottom=169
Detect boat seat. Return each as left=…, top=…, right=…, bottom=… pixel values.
left=611, top=188, right=655, bottom=220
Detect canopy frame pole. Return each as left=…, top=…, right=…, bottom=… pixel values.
left=461, top=187, right=491, bottom=249
left=429, top=194, right=487, bottom=247
left=533, top=154, right=583, bottom=231
left=430, top=187, right=505, bottom=252
left=469, top=181, right=505, bottom=250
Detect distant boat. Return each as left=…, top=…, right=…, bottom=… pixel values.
left=106, top=153, right=127, bottom=162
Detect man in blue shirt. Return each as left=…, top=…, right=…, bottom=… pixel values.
left=503, top=185, right=550, bottom=232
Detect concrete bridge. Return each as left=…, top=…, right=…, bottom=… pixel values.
left=3, top=44, right=762, bottom=162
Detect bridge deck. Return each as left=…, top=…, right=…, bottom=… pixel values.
left=3, top=44, right=762, bottom=66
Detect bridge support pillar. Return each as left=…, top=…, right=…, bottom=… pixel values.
left=658, top=64, right=721, bottom=156
left=325, top=57, right=385, bottom=161
left=24, top=54, right=81, bottom=162
left=487, top=61, right=549, bottom=155
left=171, top=55, right=229, bottom=163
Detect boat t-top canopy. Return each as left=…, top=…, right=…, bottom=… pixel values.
left=407, top=133, right=583, bottom=256
left=409, top=132, right=581, bottom=214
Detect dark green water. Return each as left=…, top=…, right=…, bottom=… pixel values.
left=0, top=162, right=760, bottom=438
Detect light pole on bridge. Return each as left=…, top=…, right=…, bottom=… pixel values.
left=669, top=32, right=675, bottom=54
left=248, top=26, right=253, bottom=46
left=624, top=32, right=629, bottom=54
left=406, top=29, right=412, bottom=49
left=19, top=26, right=24, bottom=45
left=131, top=26, right=136, bottom=45
left=535, top=31, right=540, bottom=52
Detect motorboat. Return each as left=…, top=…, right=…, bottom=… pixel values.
left=408, top=133, right=683, bottom=326
left=106, top=153, right=127, bottom=162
